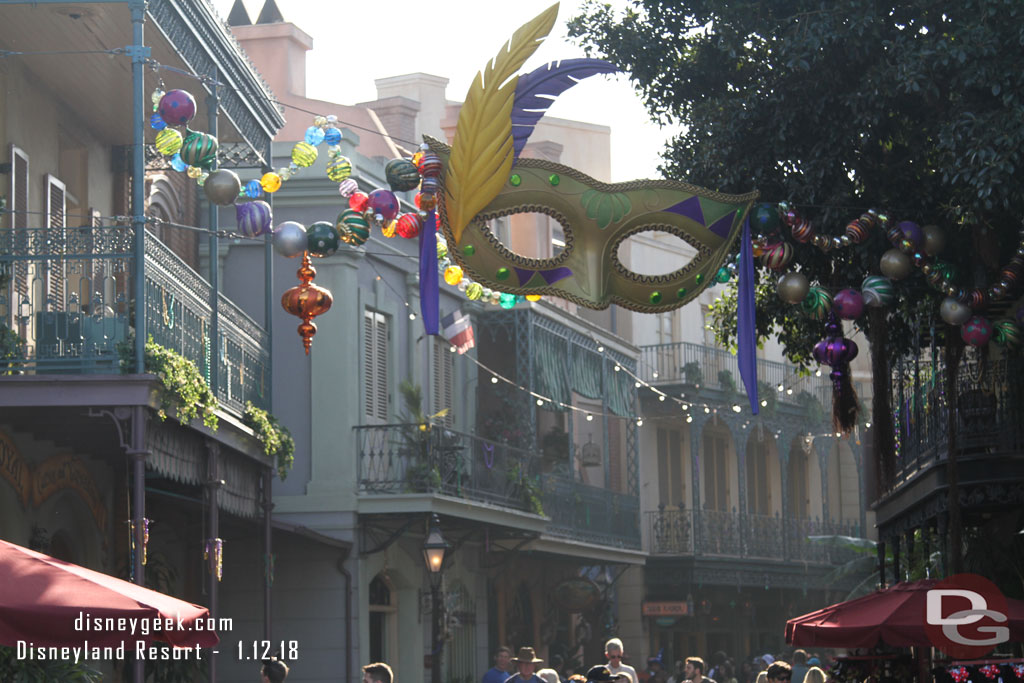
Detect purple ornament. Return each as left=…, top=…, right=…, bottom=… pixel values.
left=833, top=288, right=865, bottom=320
left=813, top=314, right=859, bottom=368
left=960, top=315, right=993, bottom=347
left=898, top=221, right=923, bottom=250
left=236, top=200, right=273, bottom=237
left=158, top=89, right=197, bottom=126
left=367, top=189, right=400, bottom=222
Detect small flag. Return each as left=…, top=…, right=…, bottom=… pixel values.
left=441, top=309, right=475, bottom=354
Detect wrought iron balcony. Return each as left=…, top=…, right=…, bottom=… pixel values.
left=0, top=228, right=269, bottom=416
left=646, top=505, right=861, bottom=563
left=355, top=423, right=641, bottom=549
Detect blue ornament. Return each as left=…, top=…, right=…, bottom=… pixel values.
left=323, top=127, right=342, bottom=146
left=305, top=126, right=326, bottom=146
left=245, top=179, right=263, bottom=198
left=499, top=293, right=517, bottom=309
left=169, top=153, right=187, bottom=173
left=150, top=112, right=167, bottom=131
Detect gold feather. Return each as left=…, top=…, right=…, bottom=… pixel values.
left=446, top=3, right=559, bottom=245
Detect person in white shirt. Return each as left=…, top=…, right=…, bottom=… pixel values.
left=603, top=638, right=639, bottom=683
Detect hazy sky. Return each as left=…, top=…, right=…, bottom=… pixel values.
left=213, top=0, right=683, bottom=182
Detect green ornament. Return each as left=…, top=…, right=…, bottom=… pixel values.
left=307, top=221, right=340, bottom=257
left=695, top=273, right=705, bottom=285
left=677, top=287, right=688, bottom=299
left=291, top=142, right=318, bottom=168
left=326, top=155, right=353, bottom=182
left=155, top=128, right=183, bottom=156
left=751, top=202, right=781, bottom=234
left=463, top=245, right=476, bottom=256
left=179, top=130, right=218, bottom=170
left=496, top=267, right=510, bottom=281
left=548, top=174, right=560, bottom=186
left=714, top=266, right=731, bottom=283
left=336, top=209, right=370, bottom=246
left=509, top=174, right=522, bottom=187
left=650, top=291, right=663, bottom=304
left=385, top=158, right=421, bottom=192
left=437, top=241, right=448, bottom=260
left=466, top=283, right=483, bottom=300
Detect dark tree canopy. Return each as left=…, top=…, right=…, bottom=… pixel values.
left=569, top=0, right=1024, bottom=365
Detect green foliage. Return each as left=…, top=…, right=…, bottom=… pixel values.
left=243, top=402, right=295, bottom=480
left=508, top=462, right=545, bottom=516
left=756, top=380, right=777, bottom=414
left=681, top=361, right=703, bottom=386
left=569, top=0, right=1024, bottom=364
left=0, top=647, right=102, bottom=683
left=795, top=390, right=827, bottom=426
left=0, top=325, right=24, bottom=373
left=717, top=368, right=737, bottom=395
left=119, top=336, right=219, bottom=429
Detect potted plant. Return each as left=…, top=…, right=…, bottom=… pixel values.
left=718, top=369, right=737, bottom=395
left=681, top=361, right=703, bottom=387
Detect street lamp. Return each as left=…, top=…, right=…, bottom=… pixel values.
left=422, top=514, right=449, bottom=683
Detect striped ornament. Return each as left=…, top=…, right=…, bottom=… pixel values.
left=236, top=200, right=273, bottom=237
left=861, top=275, right=894, bottom=307
left=179, top=130, right=218, bottom=169
left=801, top=286, right=833, bottom=320
left=336, top=209, right=370, bottom=246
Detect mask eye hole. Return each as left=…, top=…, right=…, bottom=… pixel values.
left=613, top=227, right=709, bottom=282
left=474, top=207, right=573, bottom=268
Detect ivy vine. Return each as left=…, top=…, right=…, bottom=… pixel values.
left=243, top=401, right=295, bottom=480
left=119, top=336, right=219, bottom=429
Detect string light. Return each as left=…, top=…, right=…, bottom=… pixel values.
left=491, top=376, right=499, bottom=384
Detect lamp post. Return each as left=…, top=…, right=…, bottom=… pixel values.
left=423, top=514, right=449, bottom=683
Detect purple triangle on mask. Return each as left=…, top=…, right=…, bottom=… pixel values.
left=514, top=267, right=535, bottom=286
left=540, top=267, right=573, bottom=284
left=707, top=211, right=737, bottom=239
left=664, top=196, right=705, bottom=226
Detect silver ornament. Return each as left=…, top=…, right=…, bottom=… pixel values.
left=777, top=272, right=810, bottom=304
left=922, top=224, right=946, bottom=256
left=273, top=221, right=307, bottom=258
left=940, top=297, right=972, bottom=326
left=879, top=249, right=912, bottom=280
left=204, top=169, right=241, bottom=206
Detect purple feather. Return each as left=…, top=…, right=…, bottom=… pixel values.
left=511, top=58, right=621, bottom=160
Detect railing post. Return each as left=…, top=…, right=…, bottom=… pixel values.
left=207, top=71, right=220, bottom=399
left=129, top=0, right=149, bottom=375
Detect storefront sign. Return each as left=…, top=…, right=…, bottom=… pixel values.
left=642, top=601, right=688, bottom=616
left=0, top=430, right=31, bottom=507
left=551, top=577, right=601, bottom=612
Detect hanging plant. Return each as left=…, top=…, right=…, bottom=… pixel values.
left=243, top=402, right=295, bottom=480
left=681, top=361, right=703, bottom=386
left=717, top=368, right=738, bottom=394
left=119, top=336, right=219, bottom=429
left=507, top=462, right=544, bottom=515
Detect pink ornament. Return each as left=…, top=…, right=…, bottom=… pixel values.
left=367, top=189, right=400, bottom=222
left=960, top=315, right=993, bottom=347
left=396, top=213, right=422, bottom=239
left=158, top=89, right=197, bottom=126
left=760, top=242, right=793, bottom=270
left=833, top=288, right=864, bottom=320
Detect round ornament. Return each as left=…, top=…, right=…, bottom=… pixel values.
left=380, top=220, right=396, bottom=238
left=150, top=112, right=167, bottom=131
left=437, top=239, right=448, bottom=261
left=236, top=200, right=273, bottom=238
left=291, top=142, right=318, bottom=168
left=261, top=172, right=282, bottom=194
left=203, top=169, right=241, bottom=206
left=417, top=193, right=437, bottom=211
left=777, top=272, right=810, bottom=304
left=833, top=288, right=865, bottom=320
left=751, top=203, right=780, bottom=234
left=499, top=293, right=517, bottom=309
left=186, top=165, right=204, bottom=179
left=444, top=265, right=464, bottom=286
left=323, top=128, right=342, bottom=146
left=922, top=224, right=946, bottom=256
left=158, top=89, right=197, bottom=126
left=760, top=242, right=793, bottom=270
left=304, top=126, right=326, bottom=146
left=790, top=217, right=815, bottom=243
left=337, top=178, right=359, bottom=197
left=179, top=131, right=218, bottom=169
left=861, top=275, right=895, bottom=307
left=466, top=282, right=483, bottom=301
left=307, top=221, right=341, bottom=257
left=714, top=266, right=732, bottom=284
left=879, top=249, right=912, bottom=280
left=154, top=128, right=183, bottom=156
left=526, top=294, right=542, bottom=302
left=170, top=154, right=187, bottom=173
left=417, top=153, right=442, bottom=177
left=245, top=179, right=263, bottom=198
left=801, top=286, right=833, bottom=320
left=993, top=319, right=1022, bottom=349
left=392, top=213, right=421, bottom=239
left=898, top=221, right=923, bottom=250
left=385, top=158, right=422, bottom=192
left=273, top=221, right=307, bottom=258
left=961, top=315, right=993, bottom=347
left=336, top=209, right=370, bottom=246
left=940, top=297, right=972, bottom=326
left=327, top=155, right=353, bottom=182
left=349, top=191, right=369, bottom=213
left=368, top=189, right=400, bottom=222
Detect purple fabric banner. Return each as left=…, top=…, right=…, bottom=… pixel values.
left=737, top=216, right=760, bottom=415
left=420, top=211, right=440, bottom=335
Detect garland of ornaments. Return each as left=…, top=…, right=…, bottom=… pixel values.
left=934, top=663, right=1024, bottom=683
left=148, top=88, right=542, bottom=352
left=750, top=202, right=1024, bottom=352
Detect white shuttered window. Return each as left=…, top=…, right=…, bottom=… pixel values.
left=431, top=339, right=454, bottom=427
left=364, top=310, right=389, bottom=421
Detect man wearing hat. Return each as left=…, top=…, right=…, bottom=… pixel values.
left=505, top=647, right=546, bottom=683
left=585, top=666, right=628, bottom=683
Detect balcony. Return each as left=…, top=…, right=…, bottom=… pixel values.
left=355, top=423, right=641, bottom=549
left=646, top=505, right=862, bottom=564
left=0, top=228, right=269, bottom=416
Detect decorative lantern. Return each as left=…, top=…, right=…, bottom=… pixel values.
left=281, top=253, right=333, bottom=354
left=812, top=313, right=860, bottom=435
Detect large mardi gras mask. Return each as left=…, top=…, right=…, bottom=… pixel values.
left=432, top=3, right=758, bottom=313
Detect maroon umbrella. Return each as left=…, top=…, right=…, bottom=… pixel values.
left=0, top=538, right=218, bottom=648
left=786, top=579, right=1024, bottom=648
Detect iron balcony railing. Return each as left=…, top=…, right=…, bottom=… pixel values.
left=646, top=505, right=861, bottom=563
left=355, top=423, right=641, bottom=549
left=887, top=354, right=1024, bottom=492
left=0, top=227, right=269, bottom=415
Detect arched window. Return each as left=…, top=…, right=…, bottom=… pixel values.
left=369, top=573, right=397, bottom=663
left=702, top=426, right=730, bottom=511
left=746, top=438, right=771, bottom=516
left=787, top=449, right=809, bottom=519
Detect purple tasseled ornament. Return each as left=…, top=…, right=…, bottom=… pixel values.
left=813, top=313, right=860, bottom=434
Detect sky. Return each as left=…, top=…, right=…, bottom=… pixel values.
left=212, top=0, right=683, bottom=182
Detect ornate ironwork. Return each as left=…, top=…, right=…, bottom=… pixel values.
left=146, top=141, right=266, bottom=171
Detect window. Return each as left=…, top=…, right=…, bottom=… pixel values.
left=787, top=449, right=809, bottom=519
left=657, top=427, right=685, bottom=507
left=8, top=145, right=29, bottom=309
left=364, top=310, right=389, bottom=421
left=746, top=440, right=771, bottom=516
left=45, top=174, right=67, bottom=311
left=431, top=337, right=454, bottom=427
left=368, top=574, right=396, bottom=664
left=702, top=430, right=729, bottom=511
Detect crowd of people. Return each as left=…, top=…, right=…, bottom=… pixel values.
left=482, top=642, right=835, bottom=683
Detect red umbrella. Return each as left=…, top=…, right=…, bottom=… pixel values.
left=0, top=538, right=218, bottom=648
left=787, top=579, right=1024, bottom=648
